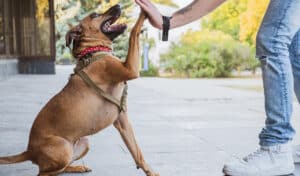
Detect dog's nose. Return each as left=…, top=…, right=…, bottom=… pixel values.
left=111, top=4, right=121, bottom=10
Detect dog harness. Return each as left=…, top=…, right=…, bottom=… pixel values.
left=73, top=51, right=128, bottom=112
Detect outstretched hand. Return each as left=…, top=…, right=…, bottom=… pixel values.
left=135, top=0, right=163, bottom=30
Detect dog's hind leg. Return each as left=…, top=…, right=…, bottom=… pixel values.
left=72, top=137, right=90, bottom=161
left=35, top=136, right=73, bottom=176
left=114, top=112, right=159, bottom=176
left=63, top=137, right=92, bottom=173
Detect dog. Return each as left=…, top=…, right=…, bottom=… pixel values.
left=0, top=4, right=159, bottom=176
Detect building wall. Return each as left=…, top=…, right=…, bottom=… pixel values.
left=0, top=0, right=55, bottom=76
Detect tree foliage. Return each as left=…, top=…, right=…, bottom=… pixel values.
left=201, top=0, right=269, bottom=47
left=161, top=30, right=254, bottom=78
left=201, top=0, right=248, bottom=41
left=160, top=0, right=270, bottom=77
left=152, top=0, right=178, bottom=8
left=239, top=0, right=270, bottom=45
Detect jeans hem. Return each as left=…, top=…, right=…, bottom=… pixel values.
left=259, top=140, right=292, bottom=147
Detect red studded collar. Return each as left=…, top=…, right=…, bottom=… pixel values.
left=76, top=45, right=112, bottom=59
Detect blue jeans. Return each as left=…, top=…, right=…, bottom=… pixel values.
left=257, top=0, right=300, bottom=146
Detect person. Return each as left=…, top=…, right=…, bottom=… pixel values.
left=135, top=0, right=300, bottom=175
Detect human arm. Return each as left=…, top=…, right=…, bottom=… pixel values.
left=135, top=0, right=226, bottom=30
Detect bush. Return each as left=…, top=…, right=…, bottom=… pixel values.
left=160, top=30, right=256, bottom=78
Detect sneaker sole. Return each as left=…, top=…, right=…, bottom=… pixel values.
left=223, top=166, right=294, bottom=176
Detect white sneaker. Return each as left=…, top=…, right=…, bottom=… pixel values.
left=293, top=145, right=300, bottom=163
left=223, top=143, right=294, bottom=176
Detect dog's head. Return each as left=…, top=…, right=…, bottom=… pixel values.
left=66, top=4, right=127, bottom=56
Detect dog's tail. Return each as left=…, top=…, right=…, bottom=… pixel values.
left=0, top=151, right=30, bottom=164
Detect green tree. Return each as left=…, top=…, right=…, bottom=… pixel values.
left=152, top=0, right=178, bottom=8
left=239, top=0, right=269, bottom=45
left=201, top=0, right=248, bottom=41
left=161, top=30, right=254, bottom=78
left=163, top=0, right=269, bottom=77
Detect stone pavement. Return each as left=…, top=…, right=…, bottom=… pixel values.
left=1, top=65, right=300, bottom=176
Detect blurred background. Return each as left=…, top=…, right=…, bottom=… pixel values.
left=5, top=1, right=300, bottom=176
left=0, top=0, right=270, bottom=79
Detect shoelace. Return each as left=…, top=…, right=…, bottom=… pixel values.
left=244, top=149, right=266, bottom=162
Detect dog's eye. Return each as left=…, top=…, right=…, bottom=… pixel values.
left=90, top=13, right=101, bottom=19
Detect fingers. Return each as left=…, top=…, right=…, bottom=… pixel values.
left=135, top=0, right=148, bottom=6
left=135, top=0, right=149, bottom=13
left=135, top=0, right=163, bottom=30
left=135, top=0, right=145, bottom=8
left=135, top=0, right=154, bottom=13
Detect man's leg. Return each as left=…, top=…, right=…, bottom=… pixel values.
left=223, top=0, right=300, bottom=175
left=257, top=10, right=300, bottom=148
left=290, top=30, right=300, bottom=103
left=290, top=30, right=300, bottom=163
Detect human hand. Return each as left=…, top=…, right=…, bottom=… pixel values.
left=135, top=0, right=163, bottom=30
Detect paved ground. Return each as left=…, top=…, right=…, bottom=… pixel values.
left=1, top=65, right=300, bottom=176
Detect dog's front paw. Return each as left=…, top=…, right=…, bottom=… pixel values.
left=139, top=10, right=147, bottom=22
left=132, top=9, right=147, bottom=33
left=64, top=165, right=92, bottom=173
left=147, top=172, right=160, bottom=176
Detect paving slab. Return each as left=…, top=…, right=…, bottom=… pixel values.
left=1, top=65, right=300, bottom=176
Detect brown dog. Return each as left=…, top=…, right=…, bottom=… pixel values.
left=0, top=4, right=159, bottom=176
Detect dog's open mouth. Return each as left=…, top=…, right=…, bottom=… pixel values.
left=102, top=13, right=127, bottom=33
left=101, top=5, right=127, bottom=39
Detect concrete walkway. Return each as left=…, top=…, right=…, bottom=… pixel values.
left=0, top=65, right=300, bottom=176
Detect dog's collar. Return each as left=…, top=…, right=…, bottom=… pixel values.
left=76, top=45, right=112, bottom=59
left=74, top=52, right=110, bottom=73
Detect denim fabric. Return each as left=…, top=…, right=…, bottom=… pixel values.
left=256, top=0, right=300, bottom=146
left=291, top=30, right=300, bottom=102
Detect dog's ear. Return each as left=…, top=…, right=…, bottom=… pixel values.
left=65, top=25, right=82, bottom=49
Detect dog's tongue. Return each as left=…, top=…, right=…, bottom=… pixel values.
left=110, top=24, right=126, bottom=31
